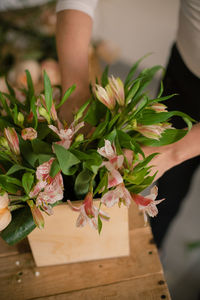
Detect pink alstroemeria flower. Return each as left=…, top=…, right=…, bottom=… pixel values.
left=101, top=183, right=132, bottom=208
left=94, top=84, right=116, bottom=110
left=108, top=76, right=125, bottom=106
left=98, top=140, right=124, bottom=188
left=49, top=121, right=84, bottom=150
left=132, top=186, right=165, bottom=223
left=21, top=127, right=37, bottom=141
left=36, top=175, right=64, bottom=215
left=136, top=123, right=172, bottom=140
left=4, top=127, right=20, bottom=156
left=67, top=192, right=110, bottom=229
left=29, top=158, right=63, bottom=201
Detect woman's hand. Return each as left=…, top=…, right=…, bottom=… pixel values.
left=125, top=123, right=200, bottom=182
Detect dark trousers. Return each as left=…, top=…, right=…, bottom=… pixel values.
left=150, top=44, right=200, bottom=248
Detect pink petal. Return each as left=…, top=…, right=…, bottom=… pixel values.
left=48, top=125, right=60, bottom=137
left=4, top=127, right=20, bottom=156
left=101, top=190, right=119, bottom=208
left=108, top=169, right=123, bottom=188
left=132, top=193, right=152, bottom=207
left=76, top=212, right=87, bottom=227
left=67, top=200, right=81, bottom=212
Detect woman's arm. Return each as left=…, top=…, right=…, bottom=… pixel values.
left=56, top=9, right=93, bottom=123
left=142, top=123, right=200, bottom=181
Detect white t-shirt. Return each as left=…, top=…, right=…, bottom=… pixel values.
left=56, top=0, right=200, bottom=78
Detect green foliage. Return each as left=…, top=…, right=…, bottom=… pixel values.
left=44, top=70, right=53, bottom=115
left=0, top=206, right=36, bottom=245
left=0, top=56, right=195, bottom=245
left=56, top=84, right=76, bottom=109
left=22, top=172, right=34, bottom=195
left=74, top=168, right=93, bottom=197
left=54, top=144, right=80, bottom=175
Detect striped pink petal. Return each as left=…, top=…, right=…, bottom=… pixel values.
left=4, top=127, right=20, bottom=156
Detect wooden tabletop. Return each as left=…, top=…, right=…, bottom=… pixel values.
left=0, top=203, right=171, bottom=300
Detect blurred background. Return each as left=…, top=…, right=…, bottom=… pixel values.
left=0, top=0, right=200, bottom=299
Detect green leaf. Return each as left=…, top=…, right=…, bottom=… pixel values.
left=116, top=130, right=132, bottom=149
left=101, top=65, right=109, bottom=87
left=124, top=53, right=151, bottom=88
left=130, top=140, right=145, bottom=158
left=49, top=159, right=61, bottom=177
left=37, top=123, right=51, bottom=140
left=20, top=141, right=38, bottom=167
left=92, top=118, right=108, bottom=139
left=38, top=154, right=53, bottom=165
left=82, top=151, right=102, bottom=174
left=94, top=172, right=108, bottom=196
left=133, top=65, right=164, bottom=103
left=54, top=143, right=80, bottom=175
left=0, top=175, right=22, bottom=187
left=0, top=91, right=11, bottom=116
left=7, top=164, right=34, bottom=175
left=134, top=153, right=159, bottom=172
left=44, top=70, right=53, bottom=115
left=84, top=100, right=107, bottom=126
left=0, top=175, right=22, bottom=193
left=127, top=173, right=156, bottom=194
left=31, top=139, right=52, bottom=154
left=30, top=96, right=38, bottom=129
left=137, top=110, right=194, bottom=126
left=129, top=95, right=149, bottom=120
left=0, top=151, right=13, bottom=163
left=74, top=168, right=93, bottom=196
left=157, top=80, right=164, bottom=98
left=56, top=84, right=76, bottom=109
left=74, top=100, right=90, bottom=122
left=125, top=79, right=141, bottom=104
left=98, top=215, right=102, bottom=234
left=107, top=113, right=120, bottom=132
left=5, top=77, right=16, bottom=97
left=22, top=172, right=34, bottom=195
left=0, top=206, right=36, bottom=245
left=25, top=70, right=34, bottom=103
left=148, top=94, right=178, bottom=104
left=124, top=168, right=149, bottom=185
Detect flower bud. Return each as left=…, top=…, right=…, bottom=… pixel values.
left=0, top=137, right=9, bottom=150
left=108, top=76, right=125, bottom=106
left=17, top=112, right=24, bottom=125
left=38, top=107, right=51, bottom=124
left=94, top=84, right=116, bottom=110
left=4, top=127, right=20, bottom=156
left=21, top=127, right=37, bottom=141
left=75, top=134, right=84, bottom=142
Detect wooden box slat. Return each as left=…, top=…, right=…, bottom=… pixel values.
left=34, top=273, right=170, bottom=300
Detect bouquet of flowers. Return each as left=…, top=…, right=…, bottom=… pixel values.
left=0, top=57, right=193, bottom=245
